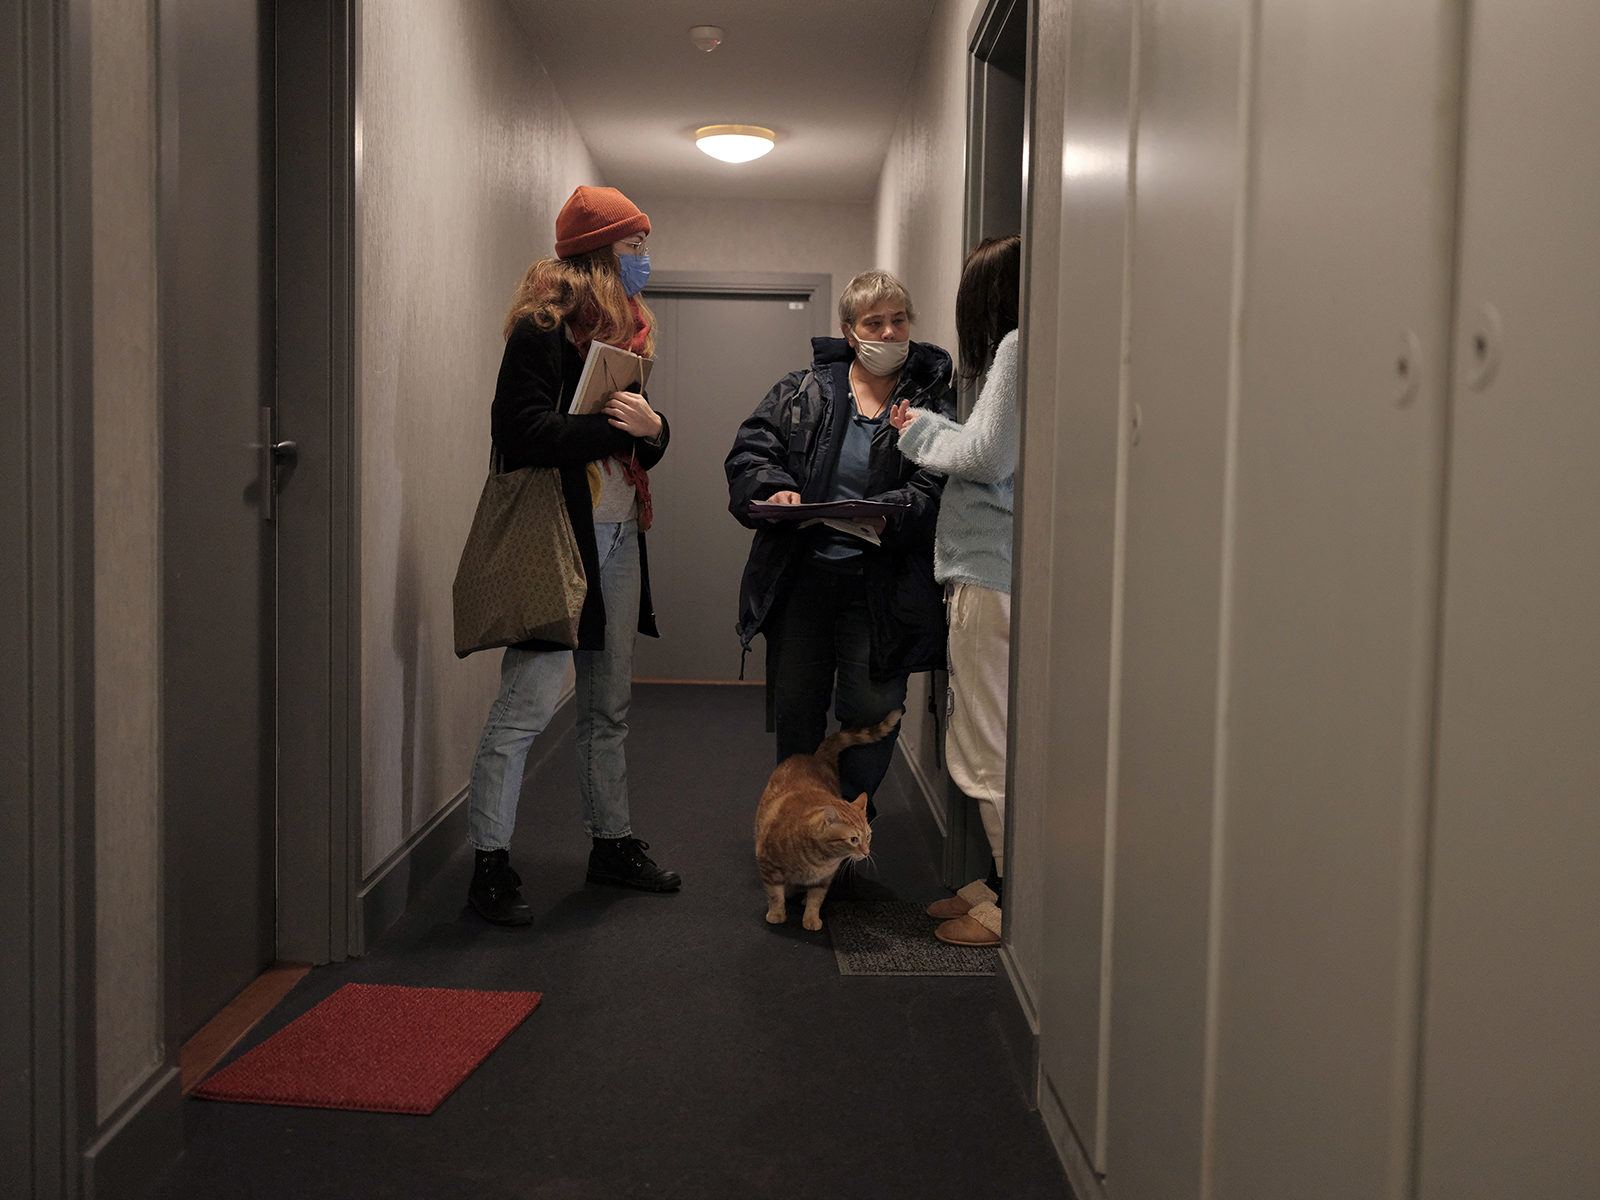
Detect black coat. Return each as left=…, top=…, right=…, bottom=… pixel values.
left=725, top=337, right=957, bottom=682
left=491, top=315, right=669, bottom=653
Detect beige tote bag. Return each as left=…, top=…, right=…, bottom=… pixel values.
left=453, top=457, right=587, bottom=656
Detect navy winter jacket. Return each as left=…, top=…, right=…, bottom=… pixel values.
left=725, top=336, right=958, bottom=682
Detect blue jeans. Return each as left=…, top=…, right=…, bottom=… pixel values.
left=467, top=520, right=640, bottom=850
left=769, top=566, right=909, bottom=803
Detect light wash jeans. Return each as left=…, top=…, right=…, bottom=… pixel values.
left=467, top=519, right=640, bottom=850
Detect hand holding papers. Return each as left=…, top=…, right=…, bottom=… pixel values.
left=570, top=341, right=655, bottom=417
left=747, top=497, right=909, bottom=545
left=746, top=498, right=908, bottom=521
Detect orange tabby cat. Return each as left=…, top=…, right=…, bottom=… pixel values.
left=754, top=709, right=903, bottom=931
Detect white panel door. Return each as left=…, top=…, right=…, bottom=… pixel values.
left=1418, top=2, right=1600, bottom=1196
left=1037, top=0, right=1138, bottom=1163
left=1205, top=1, right=1462, bottom=1195
left=1105, top=2, right=1247, bottom=1194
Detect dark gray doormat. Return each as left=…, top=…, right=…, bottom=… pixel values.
left=828, top=901, right=998, bottom=976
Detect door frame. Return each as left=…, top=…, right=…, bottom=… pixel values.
left=965, top=0, right=1028, bottom=280
left=944, top=0, right=1029, bottom=890
left=3, top=1, right=100, bottom=1192
left=643, top=269, right=834, bottom=339
left=273, top=0, right=363, bottom=964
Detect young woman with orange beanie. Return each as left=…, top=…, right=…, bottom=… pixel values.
left=465, top=185, right=680, bottom=925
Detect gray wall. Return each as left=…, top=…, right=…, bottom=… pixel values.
left=627, top=194, right=874, bottom=330
left=89, top=0, right=162, bottom=1122
left=358, top=0, right=598, bottom=875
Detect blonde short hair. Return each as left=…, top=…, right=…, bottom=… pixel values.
left=838, top=269, right=917, bottom=328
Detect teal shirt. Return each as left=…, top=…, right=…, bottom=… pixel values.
left=810, top=404, right=886, bottom=569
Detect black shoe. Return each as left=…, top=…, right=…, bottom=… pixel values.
left=468, top=848, right=533, bottom=925
left=586, top=836, right=681, bottom=892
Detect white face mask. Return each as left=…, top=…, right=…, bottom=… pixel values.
left=852, top=335, right=910, bottom=376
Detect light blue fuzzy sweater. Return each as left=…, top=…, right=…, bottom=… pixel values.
left=896, top=329, right=1017, bottom=594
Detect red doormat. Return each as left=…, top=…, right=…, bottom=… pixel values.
left=193, top=982, right=542, bottom=1115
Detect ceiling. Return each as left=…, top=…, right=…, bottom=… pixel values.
left=510, top=0, right=940, bottom=202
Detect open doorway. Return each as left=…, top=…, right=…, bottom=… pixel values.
left=936, top=0, right=1027, bottom=888
left=967, top=0, right=1027, bottom=270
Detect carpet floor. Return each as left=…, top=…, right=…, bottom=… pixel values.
left=157, top=683, right=1073, bottom=1200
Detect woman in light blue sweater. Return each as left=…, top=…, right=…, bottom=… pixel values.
left=889, top=234, right=1020, bottom=948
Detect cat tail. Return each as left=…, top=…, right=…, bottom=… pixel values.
left=814, top=709, right=904, bottom=772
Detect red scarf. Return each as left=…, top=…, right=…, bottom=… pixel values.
left=568, top=297, right=655, bottom=531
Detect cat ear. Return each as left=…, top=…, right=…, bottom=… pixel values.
left=851, top=793, right=869, bottom=811
left=822, top=808, right=841, bottom=825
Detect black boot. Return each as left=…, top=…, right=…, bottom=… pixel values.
left=586, top=836, right=681, bottom=892
left=468, top=848, right=533, bottom=926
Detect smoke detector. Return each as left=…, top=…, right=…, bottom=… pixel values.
left=689, top=25, right=724, bottom=52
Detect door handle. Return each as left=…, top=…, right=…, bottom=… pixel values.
left=259, top=407, right=296, bottom=521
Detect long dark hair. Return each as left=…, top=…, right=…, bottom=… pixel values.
left=955, top=234, right=1021, bottom=384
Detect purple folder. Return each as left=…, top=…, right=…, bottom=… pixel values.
left=747, top=499, right=910, bottom=522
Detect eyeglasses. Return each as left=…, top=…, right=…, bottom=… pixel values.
left=618, top=238, right=648, bottom=255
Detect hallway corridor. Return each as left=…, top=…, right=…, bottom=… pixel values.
left=13, top=0, right=1600, bottom=1194
left=157, top=685, right=1070, bottom=1199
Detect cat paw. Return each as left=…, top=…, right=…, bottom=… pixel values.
left=765, top=910, right=786, bottom=924
left=802, top=914, right=823, bottom=931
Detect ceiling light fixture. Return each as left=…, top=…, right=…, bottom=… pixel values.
left=695, top=124, right=775, bottom=163
left=689, top=25, right=724, bottom=52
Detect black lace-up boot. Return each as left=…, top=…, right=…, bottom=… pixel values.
left=468, top=848, right=533, bottom=925
left=586, top=836, right=682, bottom=892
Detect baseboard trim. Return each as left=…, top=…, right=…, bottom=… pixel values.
left=895, top=736, right=947, bottom=837
left=181, top=961, right=311, bottom=1092
left=999, top=942, right=1040, bottom=1034
left=358, top=688, right=576, bottom=950
left=994, top=943, right=1041, bottom=1109
left=81, top=1064, right=182, bottom=1200
left=1040, top=1070, right=1106, bottom=1200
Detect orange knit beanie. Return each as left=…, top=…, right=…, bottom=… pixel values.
left=554, top=186, right=651, bottom=258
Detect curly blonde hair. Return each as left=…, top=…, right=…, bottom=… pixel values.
left=503, top=246, right=656, bottom=356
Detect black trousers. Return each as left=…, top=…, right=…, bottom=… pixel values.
left=767, top=566, right=909, bottom=805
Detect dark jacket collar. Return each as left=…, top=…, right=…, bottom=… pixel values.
left=810, top=336, right=953, bottom=392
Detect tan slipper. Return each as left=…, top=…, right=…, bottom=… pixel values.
left=935, top=901, right=1002, bottom=946
left=926, top=878, right=997, bottom=920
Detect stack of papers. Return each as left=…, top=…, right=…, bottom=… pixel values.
left=747, top=498, right=910, bottom=546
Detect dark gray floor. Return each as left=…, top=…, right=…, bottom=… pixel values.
left=157, top=683, right=1072, bottom=1200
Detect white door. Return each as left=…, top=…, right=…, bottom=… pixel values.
left=1418, top=2, right=1600, bottom=1195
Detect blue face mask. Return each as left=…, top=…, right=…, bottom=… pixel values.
left=618, top=251, right=650, bottom=297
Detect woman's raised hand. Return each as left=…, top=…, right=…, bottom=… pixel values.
left=888, top=399, right=920, bottom=433
left=604, top=391, right=663, bottom=440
